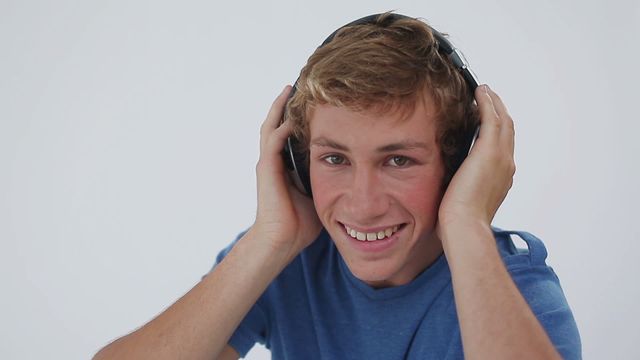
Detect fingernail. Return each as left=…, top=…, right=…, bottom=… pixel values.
left=483, top=84, right=490, bottom=93
left=282, top=85, right=289, bottom=94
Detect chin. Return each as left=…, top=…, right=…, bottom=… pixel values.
left=347, top=259, right=404, bottom=288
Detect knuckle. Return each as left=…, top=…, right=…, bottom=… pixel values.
left=260, top=119, right=270, bottom=131
left=256, top=159, right=271, bottom=175
left=506, top=116, right=515, bottom=130
left=505, top=113, right=513, bottom=123
left=274, top=124, right=290, bottom=140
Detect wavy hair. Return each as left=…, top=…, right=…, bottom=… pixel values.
left=285, top=12, right=479, bottom=186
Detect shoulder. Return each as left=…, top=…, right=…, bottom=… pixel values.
left=491, top=227, right=570, bottom=310
left=492, top=227, right=582, bottom=359
left=492, top=227, right=551, bottom=269
left=492, top=227, right=548, bottom=267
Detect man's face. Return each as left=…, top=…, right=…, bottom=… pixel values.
left=308, top=93, right=446, bottom=288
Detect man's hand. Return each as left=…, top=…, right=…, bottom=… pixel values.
left=437, top=84, right=515, bottom=231
left=250, top=85, right=322, bottom=261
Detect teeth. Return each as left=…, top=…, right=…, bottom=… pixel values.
left=343, top=224, right=402, bottom=242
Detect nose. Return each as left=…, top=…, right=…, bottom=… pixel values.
left=343, top=166, right=389, bottom=224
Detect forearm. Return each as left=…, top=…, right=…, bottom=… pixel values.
left=94, top=230, right=293, bottom=360
left=440, top=220, right=561, bottom=360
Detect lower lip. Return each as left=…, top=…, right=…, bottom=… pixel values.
left=343, top=225, right=404, bottom=254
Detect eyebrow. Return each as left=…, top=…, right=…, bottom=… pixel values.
left=310, top=136, right=431, bottom=153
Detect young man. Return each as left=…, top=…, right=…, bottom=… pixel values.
left=94, top=13, right=581, bottom=359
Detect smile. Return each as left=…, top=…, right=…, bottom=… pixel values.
left=341, top=223, right=404, bottom=241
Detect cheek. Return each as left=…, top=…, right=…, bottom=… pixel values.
left=309, top=165, right=340, bottom=217
left=395, top=174, right=444, bottom=224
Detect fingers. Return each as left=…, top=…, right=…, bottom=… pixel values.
left=268, top=119, right=294, bottom=154
left=475, top=85, right=500, bottom=142
left=485, top=87, right=515, bottom=152
left=260, top=85, right=293, bottom=154
left=489, top=88, right=515, bottom=156
left=474, top=85, right=515, bottom=154
left=257, top=85, right=297, bottom=177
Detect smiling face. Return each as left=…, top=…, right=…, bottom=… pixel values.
left=309, top=92, right=446, bottom=288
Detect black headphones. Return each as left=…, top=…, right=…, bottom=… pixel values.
left=282, top=13, right=480, bottom=197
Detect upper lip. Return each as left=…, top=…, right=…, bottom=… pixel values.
left=339, top=221, right=404, bottom=233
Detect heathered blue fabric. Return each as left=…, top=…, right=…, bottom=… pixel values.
left=211, top=228, right=581, bottom=359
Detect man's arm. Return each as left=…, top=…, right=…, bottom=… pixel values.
left=94, top=85, right=321, bottom=360
left=441, top=221, right=562, bottom=359
left=93, top=230, right=292, bottom=360
left=437, top=85, right=562, bottom=359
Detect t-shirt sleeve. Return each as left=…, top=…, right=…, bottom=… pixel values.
left=498, top=230, right=582, bottom=360
left=203, top=231, right=270, bottom=358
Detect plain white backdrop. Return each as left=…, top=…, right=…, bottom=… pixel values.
left=1, top=0, right=638, bottom=358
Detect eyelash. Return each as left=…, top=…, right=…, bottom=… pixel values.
left=321, top=154, right=414, bottom=168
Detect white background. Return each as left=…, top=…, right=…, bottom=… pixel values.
left=1, top=0, right=638, bottom=359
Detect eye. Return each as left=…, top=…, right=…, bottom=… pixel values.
left=387, top=155, right=412, bottom=167
left=323, top=154, right=347, bottom=165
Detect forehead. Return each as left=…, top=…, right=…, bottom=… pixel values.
left=308, top=92, right=439, bottom=147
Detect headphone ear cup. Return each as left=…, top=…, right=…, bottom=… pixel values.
left=282, top=136, right=313, bottom=197
left=281, top=81, right=313, bottom=197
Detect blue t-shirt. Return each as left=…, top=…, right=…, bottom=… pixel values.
left=210, top=228, right=581, bottom=359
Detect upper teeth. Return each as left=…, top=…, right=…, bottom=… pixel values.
left=344, top=224, right=400, bottom=241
